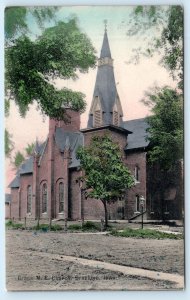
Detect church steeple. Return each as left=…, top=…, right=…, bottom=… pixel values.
left=100, top=22, right=111, bottom=59
left=87, top=23, right=123, bottom=128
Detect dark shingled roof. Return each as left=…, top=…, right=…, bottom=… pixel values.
left=55, top=128, right=84, bottom=168
left=87, top=30, right=122, bottom=128
left=9, top=130, right=84, bottom=189
left=5, top=193, right=11, bottom=203
left=123, top=118, right=150, bottom=150
left=8, top=153, right=35, bottom=188
left=19, top=156, right=33, bottom=174
left=100, top=30, right=112, bottom=58
left=8, top=173, right=20, bottom=188
left=87, top=64, right=119, bottom=128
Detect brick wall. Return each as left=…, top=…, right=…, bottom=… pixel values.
left=49, top=109, right=80, bottom=133
left=83, top=128, right=126, bottom=220
left=54, top=142, right=64, bottom=219
left=125, top=151, right=147, bottom=219
left=83, top=198, right=105, bottom=220
left=5, top=203, right=11, bottom=219
left=19, top=174, right=33, bottom=219
left=69, top=170, right=81, bottom=220
left=146, top=161, right=183, bottom=220
left=10, top=188, right=20, bottom=219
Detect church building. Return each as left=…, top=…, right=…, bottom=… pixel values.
left=7, top=28, right=183, bottom=222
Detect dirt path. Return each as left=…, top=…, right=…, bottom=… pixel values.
left=23, top=249, right=184, bottom=289
left=6, top=230, right=184, bottom=291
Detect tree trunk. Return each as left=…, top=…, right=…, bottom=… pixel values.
left=102, top=200, right=108, bottom=230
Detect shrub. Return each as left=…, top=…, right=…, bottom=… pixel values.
left=68, top=221, right=100, bottom=231
left=33, top=224, right=49, bottom=231
left=6, top=220, right=13, bottom=227
left=82, top=221, right=99, bottom=231
left=50, top=224, right=62, bottom=231
left=6, top=220, right=23, bottom=229
left=68, top=224, right=82, bottom=231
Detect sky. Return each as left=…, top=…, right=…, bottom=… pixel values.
left=5, top=6, right=177, bottom=189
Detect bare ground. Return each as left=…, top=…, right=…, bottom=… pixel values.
left=6, top=229, right=184, bottom=291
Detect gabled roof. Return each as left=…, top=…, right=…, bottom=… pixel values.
left=8, top=173, right=20, bottom=188
left=5, top=193, right=11, bottom=203
left=55, top=128, right=84, bottom=168
left=123, top=118, right=150, bottom=150
left=19, top=156, right=33, bottom=174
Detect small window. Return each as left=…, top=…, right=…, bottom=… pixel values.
left=136, top=195, right=140, bottom=212
left=59, top=182, right=64, bottom=213
left=134, top=166, right=139, bottom=182
left=27, top=185, right=32, bottom=213
left=42, top=183, right=48, bottom=213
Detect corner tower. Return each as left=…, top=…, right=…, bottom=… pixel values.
left=87, top=24, right=123, bottom=128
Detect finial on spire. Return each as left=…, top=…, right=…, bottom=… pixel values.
left=104, top=19, right=107, bottom=32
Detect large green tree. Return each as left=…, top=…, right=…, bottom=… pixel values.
left=126, top=6, right=183, bottom=169
left=5, top=19, right=96, bottom=119
left=126, top=5, right=183, bottom=89
left=5, top=7, right=58, bottom=43
left=5, top=6, right=59, bottom=116
left=143, top=87, right=183, bottom=170
left=77, top=136, right=134, bottom=229
left=5, top=7, right=58, bottom=158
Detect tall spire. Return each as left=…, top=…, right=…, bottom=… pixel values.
left=100, top=20, right=111, bottom=58
left=87, top=23, right=123, bottom=128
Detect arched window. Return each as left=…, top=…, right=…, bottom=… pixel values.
left=27, top=185, right=32, bottom=213
left=59, top=182, right=64, bottom=213
left=42, top=183, right=48, bottom=213
left=134, top=165, right=139, bottom=182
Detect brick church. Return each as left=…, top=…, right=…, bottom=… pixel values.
left=7, top=28, right=183, bottom=222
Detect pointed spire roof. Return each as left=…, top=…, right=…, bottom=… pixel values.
left=100, top=30, right=112, bottom=58
left=87, top=27, right=123, bottom=128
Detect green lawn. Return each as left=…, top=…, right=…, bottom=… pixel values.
left=110, top=228, right=183, bottom=239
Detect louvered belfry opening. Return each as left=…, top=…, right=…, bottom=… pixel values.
left=113, top=111, right=119, bottom=126
left=87, top=26, right=123, bottom=129
left=94, top=110, right=101, bottom=127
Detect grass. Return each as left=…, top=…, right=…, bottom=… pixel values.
left=110, top=228, right=183, bottom=239
left=6, top=220, right=23, bottom=229
left=6, top=220, right=62, bottom=231
left=68, top=221, right=101, bottom=232
left=82, top=221, right=100, bottom=231
left=6, top=219, right=114, bottom=232
left=68, top=224, right=82, bottom=231
left=33, top=223, right=62, bottom=231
